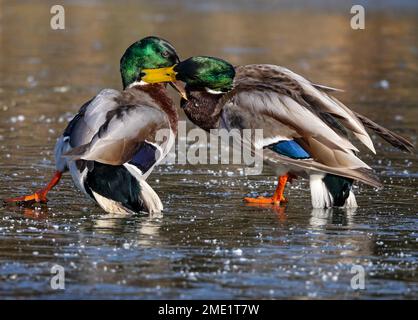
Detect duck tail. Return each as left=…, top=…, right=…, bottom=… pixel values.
left=137, top=178, right=163, bottom=214
left=310, top=173, right=357, bottom=208
left=354, top=112, right=414, bottom=153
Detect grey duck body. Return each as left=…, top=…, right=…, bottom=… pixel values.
left=180, top=64, right=413, bottom=208
left=54, top=83, right=177, bottom=214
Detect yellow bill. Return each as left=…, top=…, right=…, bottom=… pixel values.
left=141, top=66, right=177, bottom=83
left=142, top=66, right=188, bottom=100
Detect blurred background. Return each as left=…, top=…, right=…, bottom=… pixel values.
left=0, top=0, right=417, bottom=299
left=1, top=0, right=418, bottom=125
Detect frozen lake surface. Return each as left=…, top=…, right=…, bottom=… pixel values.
left=0, top=0, right=417, bottom=299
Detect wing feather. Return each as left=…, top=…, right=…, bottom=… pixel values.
left=64, top=105, right=172, bottom=166
left=354, top=112, right=414, bottom=153
left=234, top=65, right=376, bottom=153
left=65, top=89, right=121, bottom=147
left=226, top=88, right=359, bottom=153
left=219, top=66, right=383, bottom=187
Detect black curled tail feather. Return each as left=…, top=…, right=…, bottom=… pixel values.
left=310, top=174, right=357, bottom=208
left=323, top=174, right=353, bottom=207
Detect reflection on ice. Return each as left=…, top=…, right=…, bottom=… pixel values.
left=92, top=211, right=163, bottom=247
left=309, top=207, right=357, bottom=227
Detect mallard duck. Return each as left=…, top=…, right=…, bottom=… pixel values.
left=142, top=56, right=413, bottom=208
left=4, top=36, right=181, bottom=214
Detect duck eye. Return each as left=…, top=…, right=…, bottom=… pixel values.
left=161, top=51, right=170, bottom=58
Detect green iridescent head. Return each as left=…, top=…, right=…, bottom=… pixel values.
left=173, top=56, right=235, bottom=92
left=120, top=36, right=179, bottom=88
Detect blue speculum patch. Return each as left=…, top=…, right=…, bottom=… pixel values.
left=129, top=142, right=157, bottom=173
left=270, top=140, right=311, bottom=159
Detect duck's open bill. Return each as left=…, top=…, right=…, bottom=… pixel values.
left=141, top=66, right=188, bottom=100
left=169, top=81, right=188, bottom=100
left=141, top=66, right=177, bottom=83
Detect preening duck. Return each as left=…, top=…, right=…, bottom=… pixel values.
left=4, top=36, right=181, bottom=214
left=142, top=56, right=414, bottom=208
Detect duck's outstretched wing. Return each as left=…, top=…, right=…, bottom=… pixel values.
left=63, top=104, right=173, bottom=173
left=310, top=82, right=414, bottom=153
left=218, top=65, right=382, bottom=187
left=232, top=64, right=377, bottom=153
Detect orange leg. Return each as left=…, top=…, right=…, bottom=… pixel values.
left=244, top=174, right=289, bottom=205
left=3, top=171, right=62, bottom=204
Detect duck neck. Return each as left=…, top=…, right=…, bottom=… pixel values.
left=181, top=87, right=224, bottom=131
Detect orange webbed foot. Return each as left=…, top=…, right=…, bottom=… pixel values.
left=3, top=190, right=48, bottom=205
left=243, top=195, right=287, bottom=205
left=3, top=171, right=62, bottom=206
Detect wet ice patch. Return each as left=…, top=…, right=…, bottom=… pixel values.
left=26, top=75, right=37, bottom=87
left=232, top=248, right=243, bottom=256
left=9, top=115, right=25, bottom=123
left=53, top=86, right=70, bottom=93
left=122, top=243, right=131, bottom=250
left=374, top=79, right=390, bottom=89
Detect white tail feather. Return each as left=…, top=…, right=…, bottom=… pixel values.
left=123, top=163, right=163, bottom=214
left=138, top=178, right=163, bottom=214
left=343, top=190, right=358, bottom=208
left=91, top=179, right=163, bottom=215
left=310, top=174, right=333, bottom=208
left=92, top=191, right=136, bottom=215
